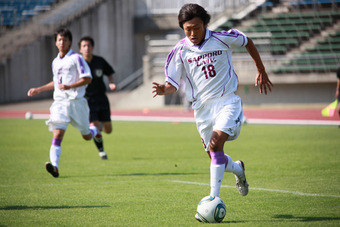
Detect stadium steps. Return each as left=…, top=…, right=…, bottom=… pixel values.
left=235, top=10, right=340, bottom=55
left=0, top=0, right=104, bottom=61
left=271, top=21, right=340, bottom=74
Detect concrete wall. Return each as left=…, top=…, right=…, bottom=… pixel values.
left=0, top=0, right=135, bottom=104
left=0, top=36, right=57, bottom=103
left=237, top=83, right=337, bottom=105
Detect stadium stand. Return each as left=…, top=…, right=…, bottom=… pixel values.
left=273, top=24, right=340, bottom=73
left=217, top=0, right=340, bottom=74
left=0, top=0, right=55, bottom=27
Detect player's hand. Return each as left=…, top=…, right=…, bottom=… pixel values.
left=27, top=88, right=39, bottom=97
left=58, top=84, right=71, bottom=90
left=152, top=82, right=165, bottom=97
left=255, top=70, right=273, bottom=94
left=109, top=83, right=116, bottom=91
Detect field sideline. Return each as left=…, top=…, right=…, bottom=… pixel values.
left=0, top=99, right=339, bottom=126
left=0, top=118, right=339, bottom=226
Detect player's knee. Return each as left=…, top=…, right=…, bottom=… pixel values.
left=103, top=123, right=112, bottom=134
left=209, top=142, right=219, bottom=153
left=53, top=129, right=65, bottom=140
left=209, top=137, right=225, bottom=152
left=82, top=134, right=92, bottom=141
left=104, top=128, right=112, bottom=134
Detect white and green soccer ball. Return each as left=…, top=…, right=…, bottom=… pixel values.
left=25, top=112, right=33, bottom=120
left=196, top=196, right=226, bottom=223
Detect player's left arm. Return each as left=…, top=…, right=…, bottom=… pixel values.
left=245, top=37, right=273, bottom=94
left=101, top=58, right=116, bottom=91
left=59, top=77, right=92, bottom=90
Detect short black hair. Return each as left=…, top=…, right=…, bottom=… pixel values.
left=178, top=4, right=211, bottom=29
left=78, top=36, right=95, bottom=49
left=54, top=28, right=72, bottom=42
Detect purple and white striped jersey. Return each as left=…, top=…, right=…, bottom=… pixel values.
left=165, top=29, right=248, bottom=109
left=52, top=49, right=92, bottom=100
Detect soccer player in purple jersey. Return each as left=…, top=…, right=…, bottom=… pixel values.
left=152, top=4, right=273, bottom=220
left=27, top=28, right=98, bottom=178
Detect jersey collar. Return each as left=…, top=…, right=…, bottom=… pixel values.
left=58, top=49, right=74, bottom=59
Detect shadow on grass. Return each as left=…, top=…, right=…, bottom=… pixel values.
left=61, top=172, right=203, bottom=178
left=116, top=172, right=201, bottom=176
left=220, top=214, right=340, bottom=224
left=0, top=205, right=110, bottom=211
left=273, top=214, right=340, bottom=222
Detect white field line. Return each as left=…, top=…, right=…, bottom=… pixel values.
left=31, top=114, right=339, bottom=126
left=170, top=180, right=340, bottom=198
left=1, top=180, right=339, bottom=198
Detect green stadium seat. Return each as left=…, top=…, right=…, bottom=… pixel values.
left=253, top=18, right=333, bottom=27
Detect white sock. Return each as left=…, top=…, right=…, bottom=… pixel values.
left=50, top=145, right=61, bottom=168
left=224, top=154, right=243, bottom=176
left=210, top=164, right=225, bottom=197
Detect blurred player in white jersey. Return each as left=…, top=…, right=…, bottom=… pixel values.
left=152, top=3, right=273, bottom=219
left=27, top=28, right=98, bottom=178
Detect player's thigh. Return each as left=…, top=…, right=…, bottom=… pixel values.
left=87, top=96, right=99, bottom=122
left=194, top=105, right=213, bottom=152
left=46, top=101, right=70, bottom=132
left=69, top=98, right=91, bottom=135
left=214, top=99, right=243, bottom=141
left=98, top=107, right=111, bottom=122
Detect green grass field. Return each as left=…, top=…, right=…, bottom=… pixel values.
left=0, top=119, right=339, bottom=226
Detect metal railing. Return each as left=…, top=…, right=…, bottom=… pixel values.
left=135, top=0, right=251, bottom=16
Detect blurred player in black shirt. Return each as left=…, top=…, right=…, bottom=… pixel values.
left=79, top=36, right=116, bottom=160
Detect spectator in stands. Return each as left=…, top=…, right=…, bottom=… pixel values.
left=79, top=36, right=116, bottom=160
left=27, top=28, right=98, bottom=178
left=152, top=3, right=273, bottom=222
left=336, top=67, right=340, bottom=116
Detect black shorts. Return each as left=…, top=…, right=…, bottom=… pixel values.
left=86, top=95, right=111, bottom=122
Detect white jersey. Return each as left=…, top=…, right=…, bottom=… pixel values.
left=52, top=49, right=92, bottom=101
left=165, top=29, right=248, bottom=109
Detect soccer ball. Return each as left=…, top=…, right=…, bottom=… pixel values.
left=196, top=196, right=226, bottom=223
left=25, top=112, right=33, bottom=120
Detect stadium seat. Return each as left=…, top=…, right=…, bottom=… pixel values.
left=220, top=4, right=340, bottom=73
left=0, top=0, right=55, bottom=26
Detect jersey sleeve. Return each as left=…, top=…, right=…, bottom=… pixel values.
left=220, top=29, right=248, bottom=49
left=102, top=57, right=115, bottom=77
left=76, top=54, right=92, bottom=79
left=164, top=42, right=185, bottom=90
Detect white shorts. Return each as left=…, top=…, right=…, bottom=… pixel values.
left=194, top=93, right=243, bottom=151
left=46, top=97, right=90, bottom=135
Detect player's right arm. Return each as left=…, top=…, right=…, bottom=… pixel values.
left=27, top=81, right=54, bottom=97
left=152, top=82, right=177, bottom=97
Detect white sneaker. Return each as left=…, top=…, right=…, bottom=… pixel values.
left=234, top=160, right=249, bottom=196
left=99, top=151, right=108, bottom=160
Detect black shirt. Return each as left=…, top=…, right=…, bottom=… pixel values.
left=85, top=55, right=115, bottom=97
